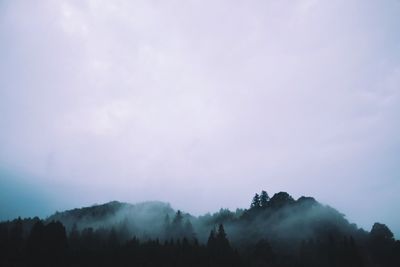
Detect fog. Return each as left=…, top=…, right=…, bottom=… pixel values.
left=0, top=0, right=399, bottom=237
left=41, top=192, right=368, bottom=248
left=47, top=201, right=176, bottom=241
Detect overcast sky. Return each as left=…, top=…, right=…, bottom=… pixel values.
left=0, top=0, right=399, bottom=236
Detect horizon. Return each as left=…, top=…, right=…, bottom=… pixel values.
left=0, top=190, right=397, bottom=238
left=1, top=0, right=400, bottom=239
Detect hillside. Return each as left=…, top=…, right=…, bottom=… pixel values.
left=43, top=192, right=367, bottom=245
left=1, top=191, right=399, bottom=267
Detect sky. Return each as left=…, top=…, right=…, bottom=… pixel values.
left=0, top=0, right=399, bottom=236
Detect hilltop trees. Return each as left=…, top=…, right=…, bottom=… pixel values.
left=370, top=223, right=394, bottom=242
left=250, top=190, right=270, bottom=209
left=250, top=193, right=261, bottom=209
left=0, top=191, right=399, bottom=267
left=269, top=192, right=294, bottom=208
left=369, top=222, right=397, bottom=266
left=260, top=190, right=269, bottom=207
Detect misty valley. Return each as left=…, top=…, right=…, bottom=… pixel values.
left=1, top=191, right=399, bottom=267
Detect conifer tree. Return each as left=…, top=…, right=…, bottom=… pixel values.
left=251, top=193, right=261, bottom=209
left=207, top=229, right=216, bottom=249
left=260, top=190, right=269, bottom=208
left=216, top=224, right=230, bottom=249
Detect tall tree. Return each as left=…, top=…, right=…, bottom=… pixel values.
left=216, top=224, right=230, bottom=248
left=172, top=210, right=183, bottom=227
left=260, top=190, right=269, bottom=208
left=370, top=223, right=394, bottom=242
left=251, top=193, right=261, bottom=209
left=171, top=210, right=184, bottom=238
left=369, top=222, right=396, bottom=266
left=207, top=229, right=216, bottom=249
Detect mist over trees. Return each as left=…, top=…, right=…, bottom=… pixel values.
left=1, top=191, right=399, bottom=266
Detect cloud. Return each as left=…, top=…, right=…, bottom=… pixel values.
left=0, top=0, right=399, bottom=236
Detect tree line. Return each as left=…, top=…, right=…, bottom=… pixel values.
left=1, top=190, right=399, bottom=266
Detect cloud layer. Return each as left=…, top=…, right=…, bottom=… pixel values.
left=0, top=0, right=399, bottom=235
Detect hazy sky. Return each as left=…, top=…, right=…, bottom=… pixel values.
left=0, top=0, right=399, bottom=236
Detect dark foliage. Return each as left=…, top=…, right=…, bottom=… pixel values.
left=0, top=191, right=399, bottom=267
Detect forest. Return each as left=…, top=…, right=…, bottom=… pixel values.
left=1, top=191, right=399, bottom=267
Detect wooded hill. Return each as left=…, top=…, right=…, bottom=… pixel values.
left=1, top=191, right=399, bottom=266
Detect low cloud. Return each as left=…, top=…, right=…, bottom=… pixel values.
left=0, top=0, right=399, bottom=236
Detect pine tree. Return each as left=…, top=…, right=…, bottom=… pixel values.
left=171, top=210, right=184, bottom=238
left=217, top=224, right=227, bottom=240
left=207, top=229, right=216, bottom=249
left=172, top=210, right=183, bottom=227
left=251, top=193, right=261, bottom=209
left=216, top=224, right=230, bottom=248
left=260, top=190, right=269, bottom=208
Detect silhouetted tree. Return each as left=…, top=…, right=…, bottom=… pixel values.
left=2, top=191, right=400, bottom=267
left=216, top=224, right=230, bottom=247
left=171, top=210, right=190, bottom=239
left=251, top=194, right=261, bottom=209
left=207, top=229, right=216, bottom=250
left=210, top=224, right=239, bottom=267
left=370, top=222, right=394, bottom=242
left=172, top=210, right=183, bottom=227
left=269, top=191, right=294, bottom=208
left=260, top=190, right=269, bottom=208
left=369, top=222, right=396, bottom=266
